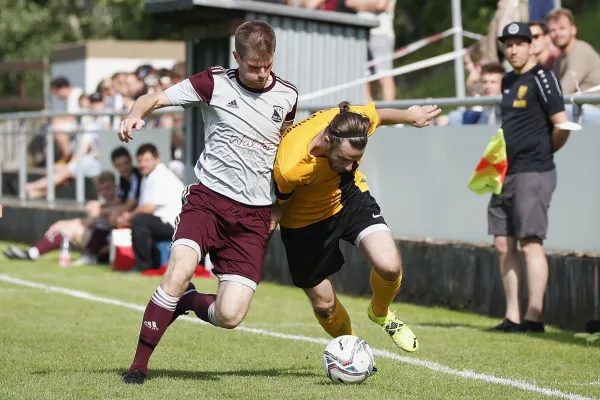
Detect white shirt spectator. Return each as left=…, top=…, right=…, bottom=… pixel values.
left=139, top=163, right=185, bottom=227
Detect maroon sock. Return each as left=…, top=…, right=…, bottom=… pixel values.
left=34, top=233, right=64, bottom=255
left=186, top=292, right=217, bottom=324
left=85, top=228, right=109, bottom=255
left=129, top=287, right=179, bottom=374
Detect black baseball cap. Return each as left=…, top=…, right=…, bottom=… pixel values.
left=498, top=22, right=532, bottom=43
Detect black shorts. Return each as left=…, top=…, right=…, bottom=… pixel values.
left=280, top=191, right=390, bottom=289
left=488, top=169, right=557, bottom=240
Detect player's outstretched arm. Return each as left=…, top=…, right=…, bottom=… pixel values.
left=376, top=105, right=441, bottom=128
left=117, top=92, right=173, bottom=143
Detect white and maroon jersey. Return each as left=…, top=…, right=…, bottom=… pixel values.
left=164, top=66, right=298, bottom=206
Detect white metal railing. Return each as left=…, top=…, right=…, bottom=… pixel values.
left=1, top=94, right=599, bottom=208
left=0, top=107, right=183, bottom=207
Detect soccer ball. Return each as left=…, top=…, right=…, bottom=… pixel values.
left=322, top=335, right=375, bottom=384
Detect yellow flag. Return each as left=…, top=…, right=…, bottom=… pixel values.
left=468, top=129, right=508, bottom=195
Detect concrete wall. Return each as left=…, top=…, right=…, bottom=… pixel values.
left=359, top=125, right=600, bottom=254
left=263, top=230, right=599, bottom=331
left=0, top=204, right=596, bottom=331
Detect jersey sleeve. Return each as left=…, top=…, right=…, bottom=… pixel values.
left=285, top=97, right=298, bottom=122
left=534, top=70, right=565, bottom=116
left=273, top=141, right=307, bottom=201
left=350, top=102, right=380, bottom=136
left=163, top=68, right=215, bottom=108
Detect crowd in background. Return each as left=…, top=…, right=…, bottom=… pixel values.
left=438, top=7, right=600, bottom=126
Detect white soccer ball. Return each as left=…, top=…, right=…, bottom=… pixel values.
left=322, top=335, right=375, bottom=384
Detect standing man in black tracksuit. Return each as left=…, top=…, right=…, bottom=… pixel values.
left=488, top=22, right=576, bottom=333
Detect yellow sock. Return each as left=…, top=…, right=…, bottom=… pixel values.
left=370, top=268, right=402, bottom=318
left=315, top=299, right=355, bottom=338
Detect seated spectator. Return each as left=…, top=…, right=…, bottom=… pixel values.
left=116, top=144, right=184, bottom=272
left=103, top=146, right=142, bottom=227
left=463, top=63, right=505, bottom=125
left=26, top=93, right=108, bottom=200
left=528, top=21, right=559, bottom=69
left=4, top=171, right=121, bottom=262
left=50, top=76, right=84, bottom=164
left=547, top=8, right=600, bottom=123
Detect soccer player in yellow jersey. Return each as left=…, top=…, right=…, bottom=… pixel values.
left=273, top=101, right=440, bottom=352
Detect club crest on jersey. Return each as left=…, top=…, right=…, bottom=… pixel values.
left=272, top=105, right=284, bottom=123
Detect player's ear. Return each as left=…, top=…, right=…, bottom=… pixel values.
left=232, top=51, right=241, bottom=64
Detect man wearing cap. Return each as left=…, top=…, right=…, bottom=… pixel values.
left=489, top=22, right=576, bottom=333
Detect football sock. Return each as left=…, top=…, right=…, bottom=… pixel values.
left=129, top=286, right=179, bottom=374
left=176, top=291, right=218, bottom=326
left=370, top=268, right=402, bottom=318
left=32, top=233, right=64, bottom=258
left=315, top=299, right=355, bottom=338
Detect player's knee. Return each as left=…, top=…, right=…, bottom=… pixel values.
left=312, top=300, right=336, bottom=319
left=374, top=257, right=402, bottom=281
left=160, top=247, right=197, bottom=296
left=215, top=308, right=244, bottom=329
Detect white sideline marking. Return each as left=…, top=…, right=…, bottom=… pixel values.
left=0, top=274, right=595, bottom=400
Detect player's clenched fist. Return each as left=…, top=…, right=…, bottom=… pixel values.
left=117, top=118, right=146, bottom=143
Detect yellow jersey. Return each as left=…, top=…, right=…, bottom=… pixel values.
left=274, top=103, right=380, bottom=228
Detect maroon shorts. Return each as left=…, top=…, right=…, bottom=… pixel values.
left=172, top=182, right=271, bottom=290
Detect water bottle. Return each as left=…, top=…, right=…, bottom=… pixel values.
left=58, top=234, right=71, bottom=267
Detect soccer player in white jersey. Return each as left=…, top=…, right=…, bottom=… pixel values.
left=117, top=21, right=298, bottom=384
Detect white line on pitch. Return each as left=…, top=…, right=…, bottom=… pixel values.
left=0, top=274, right=594, bottom=400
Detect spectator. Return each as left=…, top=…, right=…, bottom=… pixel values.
left=358, top=0, right=397, bottom=102
left=465, top=42, right=484, bottom=96
left=4, top=171, right=121, bottom=262
left=547, top=8, right=600, bottom=124
left=463, top=62, right=505, bottom=125
left=116, top=144, right=184, bottom=272
left=547, top=8, right=600, bottom=94
left=489, top=22, right=572, bottom=333
left=50, top=76, right=84, bottom=164
left=26, top=92, right=107, bottom=199
left=103, top=146, right=142, bottom=227
left=528, top=21, right=559, bottom=69
left=479, top=0, right=529, bottom=64
left=170, top=61, right=186, bottom=86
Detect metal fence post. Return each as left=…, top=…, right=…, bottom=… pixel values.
left=75, top=117, right=85, bottom=206
left=451, top=0, right=466, bottom=99
left=45, top=121, right=55, bottom=205
left=18, top=119, right=27, bottom=202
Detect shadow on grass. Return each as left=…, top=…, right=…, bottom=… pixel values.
left=417, top=321, right=596, bottom=348
left=32, top=367, right=321, bottom=382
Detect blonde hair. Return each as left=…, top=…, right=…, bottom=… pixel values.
left=235, top=21, right=276, bottom=59
left=546, top=8, right=575, bottom=25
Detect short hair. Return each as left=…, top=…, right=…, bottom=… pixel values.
left=325, top=101, right=371, bottom=151
left=111, top=146, right=132, bottom=162
left=136, top=143, right=159, bottom=158
left=481, top=62, right=505, bottom=75
left=96, top=77, right=112, bottom=92
left=234, top=21, right=276, bottom=59
left=111, top=72, right=126, bottom=80
left=95, top=170, right=116, bottom=185
left=546, top=8, right=576, bottom=25
left=50, top=76, right=70, bottom=89
left=528, top=20, right=549, bottom=34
